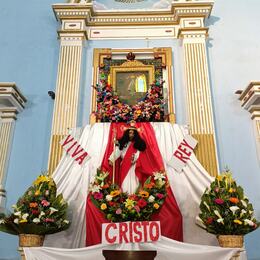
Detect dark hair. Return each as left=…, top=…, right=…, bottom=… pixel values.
left=118, top=129, right=146, bottom=152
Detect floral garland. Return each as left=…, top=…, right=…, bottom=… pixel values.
left=89, top=169, right=168, bottom=222
left=197, top=170, right=259, bottom=235
left=0, top=174, right=70, bottom=235
left=94, top=80, right=166, bottom=122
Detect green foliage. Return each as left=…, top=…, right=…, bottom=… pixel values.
left=89, top=168, right=167, bottom=222
left=198, top=170, right=259, bottom=235
left=0, top=174, right=70, bottom=235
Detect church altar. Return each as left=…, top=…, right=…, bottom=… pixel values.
left=23, top=122, right=245, bottom=259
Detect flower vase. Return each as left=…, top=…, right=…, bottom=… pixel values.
left=217, top=235, right=243, bottom=260
left=18, top=234, right=45, bottom=260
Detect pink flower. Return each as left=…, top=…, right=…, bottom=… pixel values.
left=116, top=208, right=122, bottom=215
left=41, top=200, right=50, bottom=207
left=215, top=188, right=220, bottom=193
left=214, top=198, right=224, bottom=205
left=94, top=192, right=103, bottom=200
left=156, top=193, right=164, bottom=199
left=134, top=205, right=140, bottom=213
left=44, top=218, right=54, bottom=223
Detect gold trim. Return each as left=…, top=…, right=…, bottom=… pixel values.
left=193, top=134, right=218, bottom=177
left=48, top=135, right=65, bottom=175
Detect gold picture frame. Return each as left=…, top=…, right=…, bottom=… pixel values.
left=110, top=60, right=155, bottom=106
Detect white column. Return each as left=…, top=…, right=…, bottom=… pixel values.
left=0, top=110, right=16, bottom=210
left=179, top=28, right=219, bottom=176
left=0, top=83, right=26, bottom=211
left=239, top=81, right=260, bottom=162
left=48, top=18, right=87, bottom=174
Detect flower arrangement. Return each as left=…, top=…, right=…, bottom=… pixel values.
left=0, top=174, right=70, bottom=235
left=198, top=170, right=259, bottom=235
left=94, top=80, right=166, bottom=122
left=89, top=169, right=168, bottom=222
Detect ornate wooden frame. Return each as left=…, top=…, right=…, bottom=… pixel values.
left=91, top=48, right=175, bottom=123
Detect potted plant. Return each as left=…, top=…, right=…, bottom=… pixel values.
left=0, top=173, right=70, bottom=257
left=197, top=170, right=259, bottom=249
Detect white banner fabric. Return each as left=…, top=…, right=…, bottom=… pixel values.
left=24, top=236, right=242, bottom=260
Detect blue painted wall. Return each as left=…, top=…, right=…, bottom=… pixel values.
left=0, top=0, right=260, bottom=259
left=0, top=0, right=64, bottom=258
left=207, top=1, right=260, bottom=259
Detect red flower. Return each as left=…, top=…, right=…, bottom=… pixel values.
left=137, top=199, right=147, bottom=208
left=214, top=198, right=224, bottom=205
left=93, top=192, right=103, bottom=200
left=108, top=201, right=116, bottom=207
left=206, top=217, right=214, bottom=225
left=156, top=193, right=164, bottom=199
left=129, top=194, right=138, bottom=201
left=31, top=210, right=39, bottom=215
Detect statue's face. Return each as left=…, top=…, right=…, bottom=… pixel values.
left=129, top=130, right=135, bottom=141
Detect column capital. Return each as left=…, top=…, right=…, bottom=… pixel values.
left=178, top=27, right=209, bottom=40
left=0, top=83, right=26, bottom=115
left=239, top=81, right=260, bottom=120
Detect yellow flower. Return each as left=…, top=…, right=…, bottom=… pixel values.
left=34, top=175, right=51, bottom=186
left=216, top=175, right=223, bottom=181
left=34, top=190, right=40, bottom=196
left=139, top=190, right=149, bottom=198
left=234, top=219, right=242, bottom=225
left=110, top=190, right=121, bottom=197
left=153, top=203, right=160, bottom=209
left=100, top=203, right=107, bottom=210
left=19, top=219, right=28, bottom=223
left=124, top=199, right=135, bottom=209
left=229, top=188, right=236, bottom=193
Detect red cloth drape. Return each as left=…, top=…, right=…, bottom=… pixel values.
left=86, top=122, right=183, bottom=246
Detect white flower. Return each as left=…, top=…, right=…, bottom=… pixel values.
left=217, top=218, right=224, bottom=225
left=49, top=207, right=58, bottom=215
left=0, top=219, right=5, bottom=224
left=106, top=195, right=113, bottom=201
left=12, top=204, right=18, bottom=210
left=214, top=210, right=222, bottom=220
left=240, top=209, right=247, bottom=217
left=244, top=219, right=255, bottom=226
left=229, top=206, right=240, bottom=214
left=195, top=216, right=206, bottom=229
left=33, top=218, right=40, bottom=223
left=14, top=211, right=21, bottom=217
left=39, top=211, right=45, bottom=218
left=22, top=213, right=29, bottom=220
left=153, top=172, right=166, bottom=181
left=241, top=200, right=247, bottom=208
left=203, top=202, right=211, bottom=212
left=90, top=184, right=101, bottom=193
left=63, top=220, right=69, bottom=224
left=14, top=218, right=19, bottom=224
left=148, top=195, right=155, bottom=203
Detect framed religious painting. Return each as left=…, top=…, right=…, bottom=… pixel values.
left=110, top=61, right=155, bottom=106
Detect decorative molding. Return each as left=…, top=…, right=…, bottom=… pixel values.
left=0, top=82, right=27, bottom=112
left=0, top=83, right=26, bottom=211
left=239, top=81, right=260, bottom=114
left=52, top=0, right=213, bottom=39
